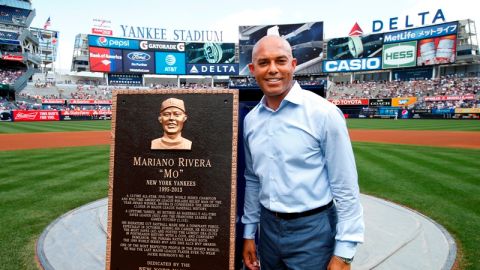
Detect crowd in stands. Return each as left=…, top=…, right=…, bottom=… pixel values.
left=1, top=75, right=479, bottom=114
left=0, top=68, right=23, bottom=85
left=329, top=75, right=479, bottom=99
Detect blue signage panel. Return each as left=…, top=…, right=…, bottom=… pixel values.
left=155, top=52, right=186, bottom=75
left=383, top=21, right=458, bottom=44
left=186, top=64, right=239, bottom=75
left=123, top=50, right=155, bottom=73
left=88, top=35, right=139, bottom=50
left=322, top=57, right=382, bottom=73
left=0, top=39, right=20, bottom=45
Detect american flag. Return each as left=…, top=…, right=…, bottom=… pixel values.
left=43, top=17, right=51, bottom=29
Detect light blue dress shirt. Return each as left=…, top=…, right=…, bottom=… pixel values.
left=241, top=82, right=364, bottom=258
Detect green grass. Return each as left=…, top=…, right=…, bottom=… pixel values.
left=0, top=120, right=111, bottom=134
left=0, top=126, right=479, bottom=269
left=347, top=118, right=480, bottom=131
left=354, top=142, right=480, bottom=270
left=2, top=119, right=479, bottom=133
left=0, top=146, right=110, bottom=269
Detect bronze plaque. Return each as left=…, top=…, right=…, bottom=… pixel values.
left=106, top=89, right=238, bottom=270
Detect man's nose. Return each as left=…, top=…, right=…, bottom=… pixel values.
left=267, top=62, right=279, bottom=74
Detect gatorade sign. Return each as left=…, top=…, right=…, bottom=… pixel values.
left=382, top=41, right=417, bottom=69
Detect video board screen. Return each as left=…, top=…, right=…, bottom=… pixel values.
left=186, top=43, right=236, bottom=64
left=89, top=47, right=123, bottom=73
left=327, top=33, right=383, bottom=60
left=417, top=35, right=456, bottom=66
left=382, top=41, right=417, bottom=69
left=123, top=50, right=155, bottom=73
left=239, top=21, right=323, bottom=75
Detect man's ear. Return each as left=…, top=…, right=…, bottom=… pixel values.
left=248, top=63, right=255, bottom=74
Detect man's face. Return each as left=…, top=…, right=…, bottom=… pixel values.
left=159, top=107, right=187, bottom=135
left=248, top=37, right=297, bottom=98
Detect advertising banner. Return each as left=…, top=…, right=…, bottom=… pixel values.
left=69, top=99, right=112, bottom=105
left=123, top=50, right=155, bottom=73
left=383, top=21, right=458, bottom=44
left=2, top=54, right=23, bottom=61
left=92, top=28, right=113, bottom=36
left=186, top=64, right=238, bottom=75
left=327, top=33, right=383, bottom=60
left=239, top=21, right=324, bottom=75
left=424, top=94, right=475, bottom=101
left=89, top=47, right=123, bottom=73
left=417, top=35, right=456, bottom=66
left=328, top=99, right=369, bottom=106
left=322, top=57, right=381, bottom=73
left=391, top=97, right=417, bottom=107
left=139, top=40, right=185, bottom=52
left=186, top=43, right=236, bottom=64
left=42, top=99, right=65, bottom=104
left=155, top=52, right=186, bottom=75
left=61, top=110, right=112, bottom=116
left=432, top=108, right=454, bottom=114
left=12, top=110, right=60, bottom=121
left=108, top=74, right=143, bottom=86
left=369, top=98, right=392, bottom=107
left=382, top=41, right=417, bottom=69
left=455, top=108, right=480, bottom=114
left=88, top=35, right=139, bottom=50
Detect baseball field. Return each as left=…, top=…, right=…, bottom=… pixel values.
left=0, top=119, right=479, bottom=270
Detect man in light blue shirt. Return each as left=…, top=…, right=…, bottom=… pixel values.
left=241, top=35, right=364, bottom=270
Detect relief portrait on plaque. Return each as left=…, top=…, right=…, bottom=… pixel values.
left=151, top=97, right=192, bottom=150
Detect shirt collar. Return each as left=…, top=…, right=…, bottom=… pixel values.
left=260, top=81, right=302, bottom=110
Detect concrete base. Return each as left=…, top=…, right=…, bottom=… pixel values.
left=36, top=194, right=456, bottom=270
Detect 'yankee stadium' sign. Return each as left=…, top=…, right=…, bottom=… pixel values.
left=120, top=25, right=224, bottom=42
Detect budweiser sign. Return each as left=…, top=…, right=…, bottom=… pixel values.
left=13, top=110, right=60, bottom=121
left=14, top=111, right=38, bottom=120
left=328, top=99, right=369, bottom=106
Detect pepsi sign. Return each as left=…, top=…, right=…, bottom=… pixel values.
left=88, top=35, right=139, bottom=50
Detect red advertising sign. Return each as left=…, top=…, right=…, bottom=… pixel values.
left=13, top=110, right=60, bottom=121
left=424, top=94, right=475, bottom=101
left=69, top=99, right=96, bottom=104
left=42, top=99, right=66, bottom=104
left=92, top=28, right=113, bottom=36
left=2, top=54, right=23, bottom=61
left=61, top=110, right=112, bottom=116
left=328, top=99, right=369, bottom=105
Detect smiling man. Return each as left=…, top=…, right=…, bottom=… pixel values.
left=151, top=98, right=192, bottom=150
left=241, top=35, right=364, bottom=270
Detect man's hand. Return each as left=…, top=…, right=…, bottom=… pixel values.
left=327, top=256, right=351, bottom=270
left=243, top=239, right=260, bottom=270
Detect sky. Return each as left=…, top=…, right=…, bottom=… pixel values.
left=28, top=0, right=480, bottom=73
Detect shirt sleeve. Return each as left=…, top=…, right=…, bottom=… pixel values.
left=241, top=124, right=261, bottom=239
left=323, top=107, right=365, bottom=258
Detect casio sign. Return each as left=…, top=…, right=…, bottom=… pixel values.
left=127, top=52, right=151, bottom=61
left=323, top=58, right=381, bottom=72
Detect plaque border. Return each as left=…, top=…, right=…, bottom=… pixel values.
left=105, top=89, right=239, bottom=270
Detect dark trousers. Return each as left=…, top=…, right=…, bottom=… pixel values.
left=259, top=204, right=337, bottom=270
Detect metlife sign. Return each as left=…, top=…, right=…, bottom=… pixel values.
left=187, top=64, right=238, bottom=75
left=382, top=41, right=417, bottom=69
left=322, top=57, right=381, bottom=73
left=383, top=21, right=458, bottom=44
left=88, top=35, right=139, bottom=50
